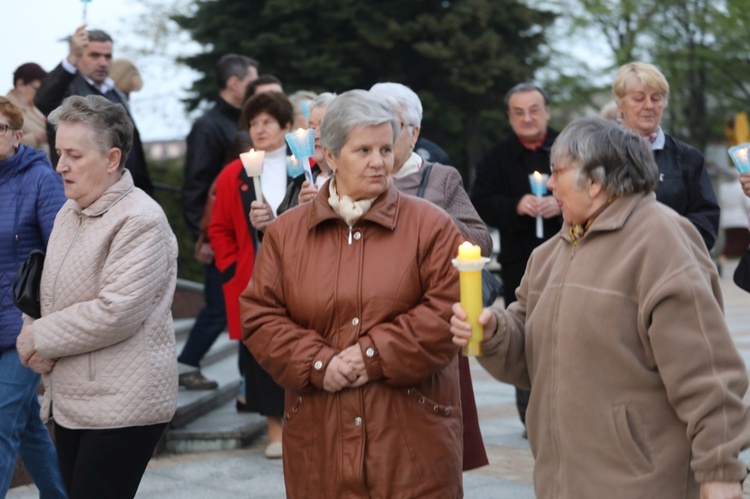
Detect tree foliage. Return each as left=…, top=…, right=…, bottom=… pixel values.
left=542, top=0, right=750, bottom=151
left=173, top=0, right=555, bottom=174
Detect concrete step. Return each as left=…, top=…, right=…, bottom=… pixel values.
left=173, top=346, right=244, bottom=429
left=166, top=399, right=267, bottom=454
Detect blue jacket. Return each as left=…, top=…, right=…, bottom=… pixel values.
left=0, top=145, right=66, bottom=349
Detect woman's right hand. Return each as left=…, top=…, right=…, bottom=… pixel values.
left=740, top=172, right=750, bottom=197
left=249, top=200, right=274, bottom=232
left=323, top=355, right=358, bottom=393
left=450, top=302, right=498, bottom=346
left=297, top=181, right=318, bottom=205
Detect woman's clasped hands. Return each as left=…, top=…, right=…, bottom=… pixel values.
left=323, top=344, right=369, bottom=393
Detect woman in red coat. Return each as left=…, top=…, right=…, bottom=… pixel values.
left=208, top=91, right=293, bottom=459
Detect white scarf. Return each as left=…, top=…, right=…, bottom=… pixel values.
left=327, top=177, right=377, bottom=227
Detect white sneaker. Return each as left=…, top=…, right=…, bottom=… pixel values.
left=264, top=441, right=283, bottom=459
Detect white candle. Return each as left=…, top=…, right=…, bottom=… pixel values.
left=239, top=148, right=265, bottom=201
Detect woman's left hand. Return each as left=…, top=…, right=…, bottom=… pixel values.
left=339, top=345, right=369, bottom=387
left=16, top=324, right=36, bottom=366
left=700, top=481, right=742, bottom=499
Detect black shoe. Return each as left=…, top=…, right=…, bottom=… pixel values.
left=236, top=398, right=252, bottom=413
left=522, top=429, right=528, bottom=439
left=178, top=371, right=218, bottom=390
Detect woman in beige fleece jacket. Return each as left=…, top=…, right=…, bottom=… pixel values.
left=16, top=95, right=178, bottom=499
left=451, top=118, right=750, bottom=499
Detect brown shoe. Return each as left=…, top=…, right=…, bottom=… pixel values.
left=179, top=371, right=218, bottom=390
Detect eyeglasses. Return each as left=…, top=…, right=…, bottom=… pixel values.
left=0, top=124, right=18, bottom=136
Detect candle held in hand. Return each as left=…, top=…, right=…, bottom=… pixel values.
left=239, top=148, right=265, bottom=202
left=453, top=242, right=490, bottom=356
left=528, top=171, right=549, bottom=239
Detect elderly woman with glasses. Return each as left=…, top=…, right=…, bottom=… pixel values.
left=451, top=117, right=750, bottom=498
left=0, top=96, right=67, bottom=498
left=15, top=95, right=178, bottom=499
left=613, top=62, right=719, bottom=249
left=369, top=81, right=491, bottom=470
left=242, top=90, right=465, bottom=498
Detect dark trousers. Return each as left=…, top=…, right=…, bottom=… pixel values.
left=500, top=259, right=531, bottom=426
left=178, top=263, right=227, bottom=368
left=54, top=422, right=167, bottom=499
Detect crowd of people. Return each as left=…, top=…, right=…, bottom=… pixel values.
left=1, top=22, right=749, bottom=499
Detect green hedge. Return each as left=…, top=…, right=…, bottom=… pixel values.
left=149, top=157, right=204, bottom=283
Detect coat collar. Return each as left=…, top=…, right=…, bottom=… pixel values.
left=558, top=191, right=656, bottom=244
left=307, top=180, right=400, bottom=231
left=508, top=126, right=558, bottom=159
left=74, top=169, right=135, bottom=217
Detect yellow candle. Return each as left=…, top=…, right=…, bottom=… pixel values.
left=456, top=242, right=483, bottom=356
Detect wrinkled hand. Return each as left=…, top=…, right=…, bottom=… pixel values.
left=323, top=355, right=358, bottom=393
left=194, top=242, right=214, bottom=265
left=249, top=200, right=275, bottom=232
left=67, top=25, right=89, bottom=67
left=517, top=194, right=540, bottom=217
left=740, top=173, right=750, bottom=198
left=297, top=181, right=318, bottom=205
left=338, top=345, right=368, bottom=388
left=16, top=324, right=36, bottom=366
left=450, top=302, right=497, bottom=347
left=26, top=353, right=56, bottom=375
left=538, top=195, right=561, bottom=218
left=700, top=481, right=742, bottom=499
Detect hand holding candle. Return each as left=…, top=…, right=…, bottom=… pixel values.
left=452, top=242, right=490, bottom=356
left=239, top=148, right=265, bottom=202
left=529, top=171, right=549, bottom=239
left=285, top=128, right=315, bottom=183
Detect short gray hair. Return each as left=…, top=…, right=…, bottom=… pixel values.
left=369, top=82, right=423, bottom=127
left=48, top=95, right=134, bottom=169
left=309, top=92, right=336, bottom=114
left=551, top=117, right=658, bottom=195
left=320, top=90, right=399, bottom=157
left=215, top=54, right=258, bottom=90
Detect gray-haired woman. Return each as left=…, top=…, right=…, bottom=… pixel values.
left=16, top=95, right=178, bottom=499
left=451, top=117, right=750, bottom=498
left=241, top=90, right=465, bottom=498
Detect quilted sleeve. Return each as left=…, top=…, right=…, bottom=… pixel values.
left=33, top=213, right=173, bottom=359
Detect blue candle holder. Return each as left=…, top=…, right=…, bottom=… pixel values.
left=285, top=129, right=315, bottom=182
left=728, top=143, right=750, bottom=173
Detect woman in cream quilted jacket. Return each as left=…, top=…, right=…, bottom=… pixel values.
left=16, top=95, right=178, bottom=499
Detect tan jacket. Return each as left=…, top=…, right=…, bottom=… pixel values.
left=480, top=192, right=750, bottom=498
left=6, top=89, right=49, bottom=156
left=242, top=182, right=465, bottom=498
left=33, top=171, right=179, bottom=429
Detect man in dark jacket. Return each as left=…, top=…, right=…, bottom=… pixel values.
left=178, top=54, right=258, bottom=390
left=34, top=25, right=153, bottom=195
left=470, top=83, right=563, bottom=435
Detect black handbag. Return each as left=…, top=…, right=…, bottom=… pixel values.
left=12, top=250, right=45, bottom=319
left=416, top=163, right=502, bottom=307
left=733, top=247, right=750, bottom=293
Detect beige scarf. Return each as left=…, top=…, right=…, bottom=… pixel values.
left=328, top=177, right=377, bottom=226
